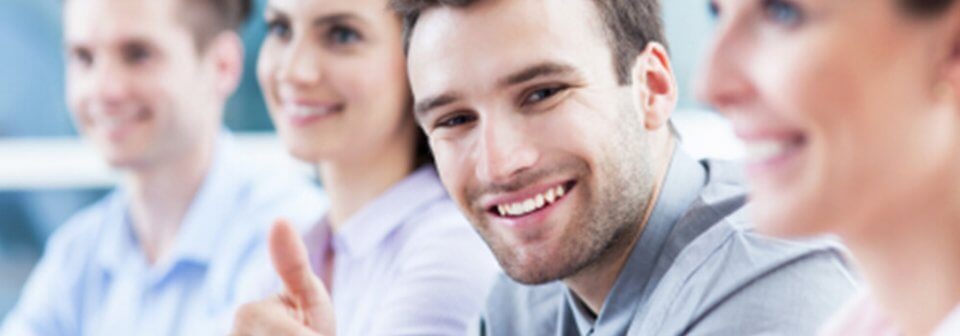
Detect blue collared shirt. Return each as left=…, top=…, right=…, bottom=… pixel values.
left=1, top=134, right=326, bottom=336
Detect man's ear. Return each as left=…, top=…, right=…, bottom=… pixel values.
left=205, top=31, right=245, bottom=100
left=630, top=42, right=678, bottom=131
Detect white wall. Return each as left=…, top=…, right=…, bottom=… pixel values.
left=664, top=0, right=716, bottom=110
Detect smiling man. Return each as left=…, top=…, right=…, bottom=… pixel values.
left=393, top=0, right=859, bottom=334
left=0, top=0, right=324, bottom=335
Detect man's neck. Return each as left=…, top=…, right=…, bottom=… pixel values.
left=564, top=135, right=676, bottom=314
left=125, top=138, right=214, bottom=265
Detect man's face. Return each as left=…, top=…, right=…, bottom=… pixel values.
left=64, top=0, right=223, bottom=169
left=408, top=0, right=657, bottom=284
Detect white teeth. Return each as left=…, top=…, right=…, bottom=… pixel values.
left=90, top=105, right=141, bottom=129
left=509, top=202, right=525, bottom=215
left=520, top=199, right=532, bottom=213
left=745, top=140, right=789, bottom=163
left=509, top=204, right=523, bottom=215
left=495, top=183, right=571, bottom=217
left=285, top=104, right=337, bottom=118
left=102, top=118, right=123, bottom=128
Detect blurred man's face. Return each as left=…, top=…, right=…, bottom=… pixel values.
left=64, top=0, right=222, bottom=169
left=407, top=0, right=657, bottom=284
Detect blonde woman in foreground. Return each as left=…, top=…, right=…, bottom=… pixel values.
left=701, top=0, right=960, bottom=335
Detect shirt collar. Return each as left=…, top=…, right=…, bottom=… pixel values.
left=566, top=146, right=707, bottom=336
left=566, top=291, right=598, bottom=335
left=95, top=132, right=250, bottom=272
left=330, top=165, right=447, bottom=258
left=95, top=191, right=135, bottom=272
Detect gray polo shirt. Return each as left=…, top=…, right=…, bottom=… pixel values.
left=477, top=149, right=858, bottom=336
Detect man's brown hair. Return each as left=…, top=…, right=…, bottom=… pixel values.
left=178, top=0, right=253, bottom=52
left=64, top=0, right=252, bottom=51
left=391, top=0, right=666, bottom=85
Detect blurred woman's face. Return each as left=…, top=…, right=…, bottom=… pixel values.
left=258, top=0, right=414, bottom=163
left=700, top=0, right=960, bottom=236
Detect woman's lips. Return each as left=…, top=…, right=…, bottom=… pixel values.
left=743, top=134, right=806, bottom=165
left=281, top=101, right=344, bottom=126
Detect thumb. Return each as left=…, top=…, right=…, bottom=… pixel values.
left=269, top=219, right=335, bottom=334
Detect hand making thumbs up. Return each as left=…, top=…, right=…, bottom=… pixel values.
left=230, top=219, right=335, bottom=336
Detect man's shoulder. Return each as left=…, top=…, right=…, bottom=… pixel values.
left=691, top=224, right=856, bottom=303
left=17, top=190, right=121, bottom=302
left=636, top=211, right=859, bottom=335
left=685, top=159, right=854, bottom=292
left=49, top=190, right=121, bottom=251
left=699, top=158, right=749, bottom=205
left=679, top=158, right=750, bottom=232
left=640, top=158, right=860, bottom=334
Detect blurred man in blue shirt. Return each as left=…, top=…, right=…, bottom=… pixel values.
left=0, top=0, right=325, bottom=335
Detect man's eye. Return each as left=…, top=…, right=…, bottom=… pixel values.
left=435, top=114, right=476, bottom=129
left=124, top=45, right=151, bottom=64
left=72, top=49, right=93, bottom=67
left=762, top=0, right=805, bottom=27
left=524, top=86, right=567, bottom=106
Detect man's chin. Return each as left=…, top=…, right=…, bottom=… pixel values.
left=499, top=252, right=578, bottom=285
left=503, top=267, right=562, bottom=285
left=101, top=150, right=152, bottom=171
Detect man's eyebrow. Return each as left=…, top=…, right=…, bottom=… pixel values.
left=414, top=93, right=462, bottom=119
left=499, top=62, right=578, bottom=88
left=64, top=36, right=153, bottom=53
left=412, top=63, right=577, bottom=119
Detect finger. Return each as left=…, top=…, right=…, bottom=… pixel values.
left=268, top=219, right=335, bottom=334
left=269, top=219, right=319, bottom=305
